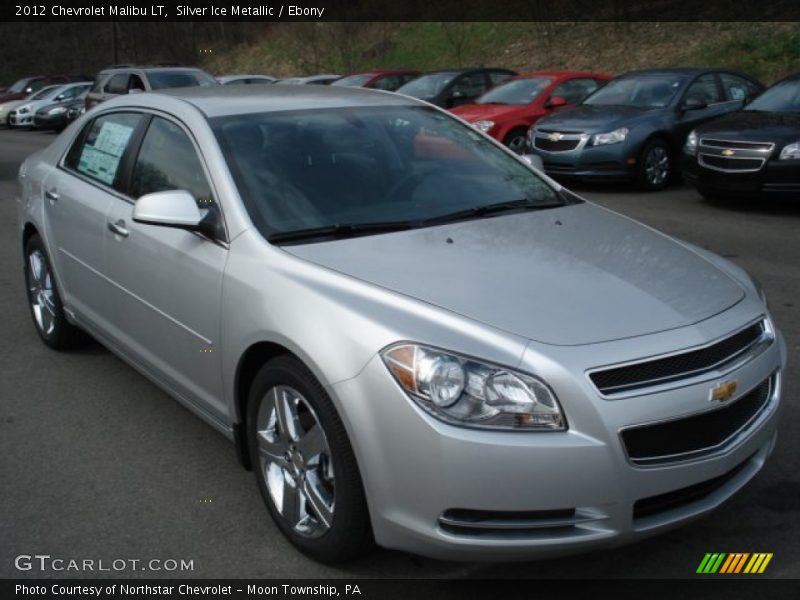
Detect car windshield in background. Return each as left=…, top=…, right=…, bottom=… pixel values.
left=8, top=78, right=32, bottom=93
left=212, top=106, right=564, bottom=242
left=745, top=79, right=800, bottom=112
left=148, top=70, right=217, bottom=90
left=477, top=77, right=553, bottom=105
left=584, top=75, right=684, bottom=108
left=331, top=74, right=374, bottom=87
left=29, top=86, right=59, bottom=100
left=398, top=72, right=459, bottom=99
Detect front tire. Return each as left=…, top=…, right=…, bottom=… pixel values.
left=24, top=234, right=87, bottom=349
left=247, top=356, right=372, bottom=563
left=503, top=128, right=529, bottom=154
left=637, top=138, right=672, bottom=191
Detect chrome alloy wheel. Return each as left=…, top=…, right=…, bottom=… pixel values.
left=644, top=145, right=670, bottom=186
left=256, top=385, right=335, bottom=538
left=27, top=249, right=56, bottom=336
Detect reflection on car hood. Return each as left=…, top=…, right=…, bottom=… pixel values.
left=284, top=203, right=745, bottom=345
left=536, top=104, right=653, bottom=133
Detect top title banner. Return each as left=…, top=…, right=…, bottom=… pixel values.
left=4, top=0, right=800, bottom=22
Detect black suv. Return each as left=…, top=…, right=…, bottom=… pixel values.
left=684, top=72, right=800, bottom=200
left=395, top=68, right=516, bottom=108
left=529, top=68, right=764, bottom=190
left=85, top=65, right=218, bottom=110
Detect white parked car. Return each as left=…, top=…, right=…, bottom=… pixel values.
left=9, top=82, right=92, bottom=128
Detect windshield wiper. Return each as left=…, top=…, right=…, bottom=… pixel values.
left=268, top=221, right=414, bottom=244
left=420, top=199, right=564, bottom=226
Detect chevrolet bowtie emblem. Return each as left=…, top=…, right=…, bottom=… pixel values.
left=721, top=149, right=736, bottom=156
left=548, top=132, right=563, bottom=142
left=710, top=380, right=737, bottom=403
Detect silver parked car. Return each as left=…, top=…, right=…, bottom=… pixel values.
left=16, top=86, right=786, bottom=563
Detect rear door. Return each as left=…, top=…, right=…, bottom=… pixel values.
left=44, top=111, right=145, bottom=331
left=103, top=114, right=228, bottom=420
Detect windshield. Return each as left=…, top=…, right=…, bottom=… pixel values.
left=212, top=106, right=564, bottom=240
left=745, top=79, right=800, bottom=112
left=148, top=70, right=218, bottom=90
left=397, top=72, right=459, bottom=99
left=331, top=74, right=374, bottom=87
left=584, top=74, right=684, bottom=108
left=8, top=78, right=33, bottom=93
left=30, top=85, right=62, bottom=100
left=477, top=77, right=553, bottom=105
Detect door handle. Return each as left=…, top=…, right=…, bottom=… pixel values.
left=107, top=220, right=129, bottom=238
left=45, top=189, right=59, bottom=202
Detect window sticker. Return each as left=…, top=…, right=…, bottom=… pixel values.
left=77, top=121, right=135, bottom=185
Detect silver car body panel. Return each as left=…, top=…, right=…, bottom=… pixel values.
left=16, top=86, right=787, bottom=561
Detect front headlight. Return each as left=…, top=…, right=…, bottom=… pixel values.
left=779, top=141, right=800, bottom=160
left=382, top=343, right=565, bottom=431
left=47, top=106, right=67, bottom=115
left=685, top=130, right=698, bottom=155
left=473, top=120, right=495, bottom=133
left=592, top=127, right=629, bottom=145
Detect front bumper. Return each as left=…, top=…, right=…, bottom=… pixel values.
left=684, top=155, right=800, bottom=198
left=332, top=323, right=786, bottom=561
left=33, top=112, right=68, bottom=130
left=531, top=137, right=636, bottom=182
left=8, top=112, right=33, bottom=127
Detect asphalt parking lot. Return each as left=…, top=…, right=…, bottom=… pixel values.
left=0, top=126, right=797, bottom=579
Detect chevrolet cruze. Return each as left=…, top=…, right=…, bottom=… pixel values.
left=16, top=85, right=786, bottom=563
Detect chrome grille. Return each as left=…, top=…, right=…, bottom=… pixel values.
left=698, top=137, right=775, bottom=173
left=589, top=321, right=767, bottom=396
left=533, top=130, right=587, bottom=153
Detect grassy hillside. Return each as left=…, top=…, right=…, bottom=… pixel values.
left=202, top=22, right=800, bottom=84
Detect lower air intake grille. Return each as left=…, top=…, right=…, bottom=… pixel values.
left=622, top=375, right=773, bottom=465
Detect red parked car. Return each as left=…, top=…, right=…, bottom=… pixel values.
left=331, top=69, right=421, bottom=92
left=451, top=71, right=612, bottom=153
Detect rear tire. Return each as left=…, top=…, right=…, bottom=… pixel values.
left=24, top=234, right=88, bottom=349
left=247, top=355, right=372, bottom=563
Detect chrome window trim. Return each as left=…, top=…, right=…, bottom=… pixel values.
left=698, top=153, right=767, bottom=173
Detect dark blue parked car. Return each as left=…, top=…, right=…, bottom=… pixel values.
left=528, top=68, right=763, bottom=190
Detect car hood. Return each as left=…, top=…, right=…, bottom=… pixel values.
left=451, top=103, right=531, bottom=122
left=696, top=110, right=800, bottom=144
left=536, top=104, right=654, bottom=133
left=283, top=203, right=745, bottom=346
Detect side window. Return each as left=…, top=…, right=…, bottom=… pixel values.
left=372, top=75, right=402, bottom=91
left=685, top=74, right=723, bottom=105
left=720, top=74, right=760, bottom=102
left=488, top=71, right=513, bottom=86
left=104, top=74, right=129, bottom=95
left=64, top=112, right=142, bottom=189
left=452, top=73, right=488, bottom=99
left=551, top=78, right=601, bottom=105
left=128, top=74, right=146, bottom=92
left=130, top=117, right=214, bottom=209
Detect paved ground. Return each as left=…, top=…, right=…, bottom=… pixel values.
left=0, top=127, right=797, bottom=579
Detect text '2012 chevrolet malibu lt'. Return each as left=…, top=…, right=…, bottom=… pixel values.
left=16, top=85, right=786, bottom=563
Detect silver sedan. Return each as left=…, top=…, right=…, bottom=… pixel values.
left=16, top=85, right=786, bottom=563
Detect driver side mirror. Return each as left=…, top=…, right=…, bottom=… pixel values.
left=133, top=189, right=216, bottom=237
left=681, top=97, right=707, bottom=111
left=545, top=95, right=569, bottom=109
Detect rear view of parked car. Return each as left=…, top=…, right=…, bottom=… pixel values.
left=396, top=68, right=516, bottom=108
left=218, top=75, right=277, bottom=85
left=331, top=70, right=421, bottom=92
left=274, top=75, right=342, bottom=86
left=85, top=66, right=218, bottom=110
left=529, top=68, right=763, bottom=189
left=452, top=71, right=611, bottom=153
left=684, top=72, right=800, bottom=200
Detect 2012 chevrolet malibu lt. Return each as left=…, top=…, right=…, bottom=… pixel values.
left=16, top=86, right=786, bottom=563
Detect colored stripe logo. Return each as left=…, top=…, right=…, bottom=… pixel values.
left=697, top=553, right=773, bottom=574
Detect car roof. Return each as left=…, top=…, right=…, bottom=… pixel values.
left=514, top=71, right=612, bottom=79
left=157, top=84, right=421, bottom=117
left=100, top=66, right=207, bottom=74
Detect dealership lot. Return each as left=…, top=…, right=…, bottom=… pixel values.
left=0, top=126, right=797, bottom=578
